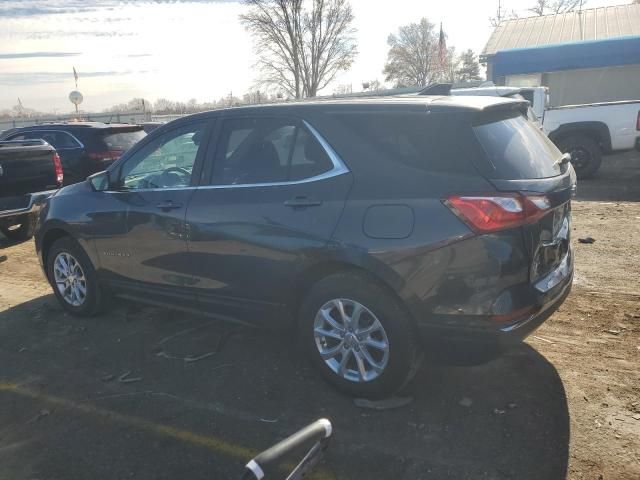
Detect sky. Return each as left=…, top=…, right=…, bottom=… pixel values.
left=0, top=0, right=628, bottom=113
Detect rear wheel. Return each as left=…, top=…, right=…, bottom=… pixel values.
left=556, top=134, right=602, bottom=179
left=46, top=237, right=104, bottom=316
left=0, top=214, right=36, bottom=242
left=299, top=272, right=420, bottom=398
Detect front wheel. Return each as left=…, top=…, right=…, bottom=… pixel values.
left=556, top=134, right=602, bottom=179
left=299, top=272, right=420, bottom=398
left=46, top=237, right=104, bottom=316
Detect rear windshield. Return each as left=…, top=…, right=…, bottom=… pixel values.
left=100, top=129, right=146, bottom=151
left=473, top=112, right=561, bottom=179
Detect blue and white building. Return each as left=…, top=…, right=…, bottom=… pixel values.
left=481, top=4, right=640, bottom=107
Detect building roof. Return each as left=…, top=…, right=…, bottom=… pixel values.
left=482, top=3, right=640, bottom=57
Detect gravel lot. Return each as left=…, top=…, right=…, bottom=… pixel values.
left=1, top=152, right=639, bottom=480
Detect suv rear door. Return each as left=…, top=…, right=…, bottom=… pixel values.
left=471, top=109, right=573, bottom=293
left=185, top=115, right=352, bottom=325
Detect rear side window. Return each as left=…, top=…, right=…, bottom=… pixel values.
left=99, top=129, right=146, bottom=152
left=19, top=131, right=81, bottom=149
left=212, top=117, right=333, bottom=185
left=329, top=112, right=473, bottom=174
left=473, top=113, right=561, bottom=179
left=43, top=131, right=81, bottom=149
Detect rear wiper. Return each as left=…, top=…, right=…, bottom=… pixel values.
left=556, top=153, right=571, bottom=167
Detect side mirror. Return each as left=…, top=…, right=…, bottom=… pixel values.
left=88, top=170, right=111, bottom=192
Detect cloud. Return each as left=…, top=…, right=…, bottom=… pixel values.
left=0, top=52, right=81, bottom=59
left=126, top=53, right=152, bottom=58
left=0, top=0, right=239, bottom=18
left=0, top=71, right=130, bottom=86
left=26, top=31, right=134, bottom=39
left=0, top=2, right=103, bottom=18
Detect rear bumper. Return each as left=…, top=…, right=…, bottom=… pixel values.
left=417, top=253, right=573, bottom=352
left=0, top=190, right=56, bottom=220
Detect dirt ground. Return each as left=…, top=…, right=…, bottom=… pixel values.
left=0, top=152, right=639, bottom=480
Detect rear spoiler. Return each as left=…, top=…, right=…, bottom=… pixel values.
left=473, top=100, right=531, bottom=124
left=102, top=125, right=144, bottom=133
left=418, top=83, right=453, bottom=96
left=484, top=100, right=530, bottom=116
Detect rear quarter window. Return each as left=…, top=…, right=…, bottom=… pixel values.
left=473, top=112, right=562, bottom=179
left=328, top=111, right=476, bottom=175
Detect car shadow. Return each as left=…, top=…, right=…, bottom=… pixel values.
left=0, top=233, right=29, bottom=250
left=0, top=296, right=569, bottom=480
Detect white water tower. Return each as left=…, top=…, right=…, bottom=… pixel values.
left=69, top=90, right=83, bottom=114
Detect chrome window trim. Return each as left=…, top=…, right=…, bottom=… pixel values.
left=106, top=119, right=350, bottom=193
left=9, top=129, right=85, bottom=150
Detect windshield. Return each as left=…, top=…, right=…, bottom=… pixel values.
left=474, top=112, right=562, bottom=179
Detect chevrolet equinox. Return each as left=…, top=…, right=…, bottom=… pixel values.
left=35, top=96, right=573, bottom=397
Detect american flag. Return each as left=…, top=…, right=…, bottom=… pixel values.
left=438, top=23, right=446, bottom=67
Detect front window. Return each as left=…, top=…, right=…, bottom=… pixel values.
left=118, top=122, right=206, bottom=190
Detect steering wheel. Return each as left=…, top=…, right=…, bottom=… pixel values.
left=156, top=166, right=191, bottom=187
left=164, top=166, right=191, bottom=177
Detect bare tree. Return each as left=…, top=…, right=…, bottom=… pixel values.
left=383, top=18, right=443, bottom=88
left=241, top=0, right=357, bottom=99
left=362, top=79, right=382, bottom=92
left=529, top=0, right=586, bottom=16
left=105, top=98, right=152, bottom=113
left=439, top=47, right=459, bottom=84
left=490, top=0, right=518, bottom=27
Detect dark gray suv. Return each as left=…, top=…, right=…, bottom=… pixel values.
left=35, top=95, right=573, bottom=397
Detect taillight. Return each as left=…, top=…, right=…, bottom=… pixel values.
left=88, top=150, right=122, bottom=162
left=444, top=193, right=551, bottom=233
left=636, top=111, right=640, bottom=131
left=52, top=152, right=64, bottom=186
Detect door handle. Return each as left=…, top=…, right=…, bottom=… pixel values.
left=156, top=201, right=183, bottom=211
left=284, top=196, right=323, bottom=208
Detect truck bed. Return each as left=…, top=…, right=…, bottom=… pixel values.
left=0, top=140, right=59, bottom=212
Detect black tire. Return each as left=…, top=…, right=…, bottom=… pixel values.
left=0, top=214, right=36, bottom=242
left=556, top=134, right=602, bottom=179
left=46, top=236, right=104, bottom=317
left=299, top=272, right=420, bottom=398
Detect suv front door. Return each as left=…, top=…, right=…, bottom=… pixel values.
left=107, top=120, right=211, bottom=307
left=185, top=116, right=352, bottom=325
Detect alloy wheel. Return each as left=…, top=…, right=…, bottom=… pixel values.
left=53, top=252, right=87, bottom=307
left=313, top=298, right=390, bottom=383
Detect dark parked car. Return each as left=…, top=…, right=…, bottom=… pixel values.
left=35, top=96, right=573, bottom=397
left=0, top=122, right=145, bottom=185
left=0, top=139, right=63, bottom=241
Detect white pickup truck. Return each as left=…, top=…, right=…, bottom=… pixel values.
left=451, top=85, right=640, bottom=178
